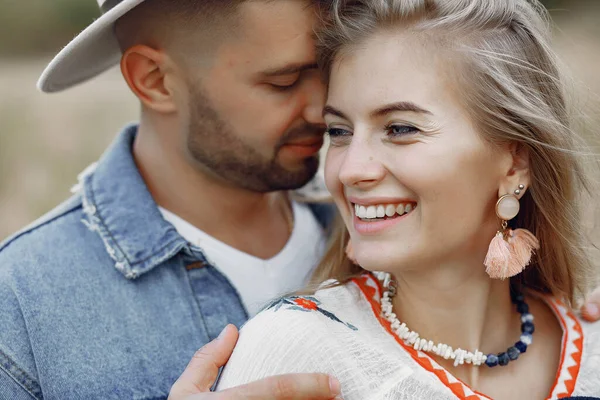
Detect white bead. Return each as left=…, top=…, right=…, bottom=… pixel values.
left=520, top=334, right=533, bottom=345
left=521, top=313, right=534, bottom=323
left=427, top=340, right=434, bottom=352
left=408, top=331, right=419, bottom=344
left=397, top=326, right=408, bottom=337
left=454, top=349, right=465, bottom=367
left=439, top=344, right=447, bottom=355
left=472, top=350, right=482, bottom=366
left=444, top=346, right=453, bottom=359
left=465, top=352, right=473, bottom=364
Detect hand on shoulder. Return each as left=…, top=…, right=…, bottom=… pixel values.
left=168, top=325, right=341, bottom=400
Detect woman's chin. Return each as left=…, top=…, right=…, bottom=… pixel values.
left=354, top=249, right=408, bottom=273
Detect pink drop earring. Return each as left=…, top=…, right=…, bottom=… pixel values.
left=484, top=185, right=540, bottom=279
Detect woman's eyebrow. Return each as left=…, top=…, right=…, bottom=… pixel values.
left=323, top=102, right=433, bottom=120
left=323, top=105, right=350, bottom=119
left=370, top=101, right=433, bottom=118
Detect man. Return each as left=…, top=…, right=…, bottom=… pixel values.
left=1, top=1, right=599, bottom=399
left=0, top=0, right=338, bottom=398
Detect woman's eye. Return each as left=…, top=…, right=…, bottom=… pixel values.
left=386, top=124, right=419, bottom=136
left=325, top=127, right=352, bottom=146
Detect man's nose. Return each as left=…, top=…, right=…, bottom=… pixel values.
left=302, top=75, right=326, bottom=126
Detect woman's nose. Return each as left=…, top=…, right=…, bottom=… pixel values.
left=337, top=140, right=386, bottom=190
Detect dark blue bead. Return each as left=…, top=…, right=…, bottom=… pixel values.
left=515, top=341, right=528, bottom=353
left=521, top=321, right=535, bottom=334
left=485, top=354, right=499, bottom=367
left=497, top=352, right=510, bottom=366
left=512, top=293, right=524, bottom=303
left=507, top=346, right=520, bottom=360
left=516, top=302, right=529, bottom=314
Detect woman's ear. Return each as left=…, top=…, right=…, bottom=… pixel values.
left=120, top=45, right=178, bottom=113
left=498, top=142, right=531, bottom=198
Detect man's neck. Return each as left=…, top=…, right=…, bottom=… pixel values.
left=133, top=121, right=293, bottom=259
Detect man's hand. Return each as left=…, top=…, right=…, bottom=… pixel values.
left=582, top=286, right=600, bottom=322
left=168, top=324, right=342, bottom=400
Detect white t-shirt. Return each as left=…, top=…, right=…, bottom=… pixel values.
left=159, top=201, right=326, bottom=316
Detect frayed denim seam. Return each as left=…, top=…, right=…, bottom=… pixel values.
left=81, top=174, right=186, bottom=280
left=0, top=350, right=41, bottom=400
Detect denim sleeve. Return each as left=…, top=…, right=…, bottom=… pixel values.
left=0, top=366, right=39, bottom=400
left=0, top=278, right=42, bottom=400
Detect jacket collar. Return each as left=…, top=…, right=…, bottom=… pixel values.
left=79, top=124, right=189, bottom=279
left=78, top=124, right=336, bottom=279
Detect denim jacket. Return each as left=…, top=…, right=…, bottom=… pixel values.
left=0, top=125, right=335, bottom=400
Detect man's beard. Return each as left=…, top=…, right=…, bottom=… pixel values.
left=186, top=86, right=323, bottom=193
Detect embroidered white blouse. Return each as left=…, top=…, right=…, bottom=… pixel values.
left=216, top=274, right=600, bottom=399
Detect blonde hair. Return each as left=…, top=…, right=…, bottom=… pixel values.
left=312, top=0, right=596, bottom=306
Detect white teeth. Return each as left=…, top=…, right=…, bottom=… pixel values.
left=366, top=206, right=377, bottom=219
left=385, top=204, right=396, bottom=217
left=358, top=206, right=367, bottom=218
left=354, top=202, right=415, bottom=220
left=396, top=204, right=405, bottom=215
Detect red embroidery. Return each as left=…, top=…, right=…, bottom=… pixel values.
left=267, top=296, right=358, bottom=331
left=294, top=298, right=319, bottom=310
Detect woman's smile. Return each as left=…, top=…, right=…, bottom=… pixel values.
left=349, top=198, right=418, bottom=235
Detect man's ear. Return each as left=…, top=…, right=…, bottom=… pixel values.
left=498, top=142, right=531, bottom=199
left=120, top=45, right=178, bottom=113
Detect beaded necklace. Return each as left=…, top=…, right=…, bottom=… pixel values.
left=378, top=272, right=535, bottom=367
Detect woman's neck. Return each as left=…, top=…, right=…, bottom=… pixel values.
left=390, top=258, right=520, bottom=384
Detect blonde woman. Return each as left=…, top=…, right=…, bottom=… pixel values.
left=213, top=0, right=600, bottom=398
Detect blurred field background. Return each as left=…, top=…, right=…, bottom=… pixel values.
left=1, top=0, right=599, bottom=268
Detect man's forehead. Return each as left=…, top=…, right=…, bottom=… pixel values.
left=237, top=0, right=317, bottom=47
left=215, top=0, right=318, bottom=73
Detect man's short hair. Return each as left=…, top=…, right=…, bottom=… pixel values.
left=114, top=0, right=245, bottom=56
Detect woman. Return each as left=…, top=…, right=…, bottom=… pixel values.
left=214, top=0, right=600, bottom=398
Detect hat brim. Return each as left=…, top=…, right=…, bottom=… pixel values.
left=37, top=0, right=145, bottom=93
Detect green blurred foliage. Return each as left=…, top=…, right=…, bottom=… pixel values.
left=0, top=0, right=573, bottom=56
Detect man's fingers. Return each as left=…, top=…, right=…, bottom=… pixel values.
left=168, top=325, right=239, bottom=399
left=221, top=373, right=342, bottom=400
left=582, top=287, right=600, bottom=322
